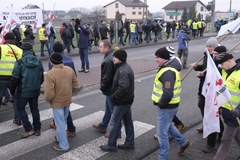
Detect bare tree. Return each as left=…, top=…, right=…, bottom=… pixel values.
left=22, top=4, right=40, bottom=9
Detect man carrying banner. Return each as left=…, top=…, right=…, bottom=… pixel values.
left=213, top=53, right=240, bottom=160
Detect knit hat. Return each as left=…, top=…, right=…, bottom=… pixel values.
left=155, top=47, right=171, bottom=60
left=215, top=52, right=234, bottom=64
left=53, top=42, right=64, bottom=53
left=21, top=42, right=33, bottom=51
left=4, top=32, right=15, bottom=40
left=166, top=46, right=175, bottom=55
left=206, top=37, right=218, bottom=48
left=113, top=49, right=127, bottom=62
left=50, top=53, right=63, bottom=64
left=214, top=46, right=227, bottom=54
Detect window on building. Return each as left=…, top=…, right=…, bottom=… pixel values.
left=133, top=7, right=135, bottom=9
left=132, top=11, right=136, bottom=15
left=201, top=7, right=203, bottom=11
left=139, top=7, right=141, bottom=9
left=138, top=12, right=142, bottom=15
left=144, top=12, right=146, bottom=15
left=170, top=15, right=173, bottom=19
left=115, top=3, right=118, bottom=8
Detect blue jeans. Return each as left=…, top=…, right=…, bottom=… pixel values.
left=157, top=107, right=187, bottom=160
left=53, top=106, right=69, bottom=151
left=108, top=104, right=134, bottom=148
left=99, top=96, right=113, bottom=130
left=130, top=33, right=138, bottom=45
left=40, top=41, right=51, bottom=56
left=17, top=96, right=41, bottom=132
left=79, top=48, right=89, bottom=70
left=48, top=37, right=54, bottom=54
left=0, top=80, right=20, bottom=121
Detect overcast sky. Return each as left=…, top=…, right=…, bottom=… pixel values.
left=0, top=0, right=238, bottom=12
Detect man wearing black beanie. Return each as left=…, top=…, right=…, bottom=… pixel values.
left=0, top=32, right=23, bottom=126
left=48, top=41, right=77, bottom=138
left=152, top=47, right=191, bottom=159
left=100, top=49, right=135, bottom=152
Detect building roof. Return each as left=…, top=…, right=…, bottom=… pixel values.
left=104, top=0, right=148, bottom=8
left=163, top=0, right=206, bottom=10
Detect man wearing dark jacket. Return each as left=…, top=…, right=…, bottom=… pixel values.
left=10, top=42, right=43, bottom=138
left=100, top=49, right=135, bottom=152
left=93, top=40, right=115, bottom=134
left=152, top=47, right=191, bottom=159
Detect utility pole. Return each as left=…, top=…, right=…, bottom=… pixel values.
left=211, top=0, right=215, bottom=31
left=230, top=0, right=232, bottom=12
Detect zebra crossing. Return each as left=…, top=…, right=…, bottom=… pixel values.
left=0, top=102, right=156, bottom=160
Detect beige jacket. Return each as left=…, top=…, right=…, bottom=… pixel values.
left=44, top=64, right=80, bottom=108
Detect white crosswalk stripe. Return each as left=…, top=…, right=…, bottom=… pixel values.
left=0, top=103, right=84, bottom=134
left=53, top=121, right=155, bottom=160
left=0, top=111, right=104, bottom=160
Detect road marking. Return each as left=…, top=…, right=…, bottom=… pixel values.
left=53, top=121, right=155, bottom=160
left=0, top=103, right=84, bottom=134
left=0, top=111, right=104, bottom=160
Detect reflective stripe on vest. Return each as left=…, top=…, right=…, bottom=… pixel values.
left=151, top=67, right=181, bottom=104
left=38, top=28, right=48, bottom=41
left=0, top=45, right=23, bottom=76
left=221, top=69, right=240, bottom=110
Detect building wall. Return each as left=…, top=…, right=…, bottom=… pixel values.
left=105, top=1, right=147, bottom=21
left=164, top=2, right=208, bottom=22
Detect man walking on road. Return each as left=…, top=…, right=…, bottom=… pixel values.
left=92, top=40, right=115, bottom=134
left=152, top=47, right=191, bottom=160
left=44, top=53, right=80, bottom=151
left=10, top=42, right=43, bottom=138
left=213, top=53, right=240, bottom=160
left=100, top=49, right=135, bottom=152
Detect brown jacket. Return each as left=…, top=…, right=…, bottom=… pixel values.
left=44, top=64, right=80, bottom=108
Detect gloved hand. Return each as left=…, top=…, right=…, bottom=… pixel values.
left=230, top=105, right=240, bottom=117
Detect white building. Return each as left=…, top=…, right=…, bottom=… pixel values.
left=104, top=0, right=148, bottom=22
left=163, top=0, right=208, bottom=22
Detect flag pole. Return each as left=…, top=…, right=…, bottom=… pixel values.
left=181, top=31, right=231, bottom=82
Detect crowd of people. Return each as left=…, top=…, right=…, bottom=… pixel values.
left=0, top=17, right=239, bottom=159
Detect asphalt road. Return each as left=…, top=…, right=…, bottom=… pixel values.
left=1, top=34, right=240, bottom=160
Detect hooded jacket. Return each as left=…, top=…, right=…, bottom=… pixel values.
left=10, top=51, right=44, bottom=98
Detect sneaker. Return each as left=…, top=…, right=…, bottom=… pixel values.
left=92, top=124, right=106, bottom=133
left=84, top=69, right=89, bottom=73
left=21, top=130, right=35, bottom=138
left=196, top=126, right=203, bottom=133
left=118, top=144, right=135, bottom=150
left=13, top=119, right=22, bottom=126
left=35, top=130, right=41, bottom=136
left=78, top=68, right=85, bottom=72
left=175, top=124, right=186, bottom=132
left=50, top=121, right=56, bottom=129
left=203, top=146, right=215, bottom=153
left=100, top=145, right=117, bottom=152
left=67, top=131, right=76, bottom=137
left=154, top=133, right=158, bottom=140
left=54, top=145, right=68, bottom=152
left=104, top=133, right=121, bottom=139
left=178, top=141, right=191, bottom=156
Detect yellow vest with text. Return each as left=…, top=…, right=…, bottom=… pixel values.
left=221, top=69, right=240, bottom=110
left=130, top=23, right=136, bottom=33
left=38, top=28, right=48, bottom=41
left=151, top=67, right=181, bottom=104
left=192, top=22, right=198, bottom=30
left=0, top=44, right=23, bottom=76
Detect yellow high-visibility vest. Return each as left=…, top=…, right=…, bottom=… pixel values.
left=38, top=28, right=48, bottom=41
left=0, top=44, right=23, bottom=76
left=221, top=69, right=240, bottom=110
left=192, top=22, right=198, bottom=30
left=152, top=67, right=181, bottom=104
left=130, top=23, right=136, bottom=33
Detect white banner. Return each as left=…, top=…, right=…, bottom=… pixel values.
left=1, top=9, right=43, bottom=28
